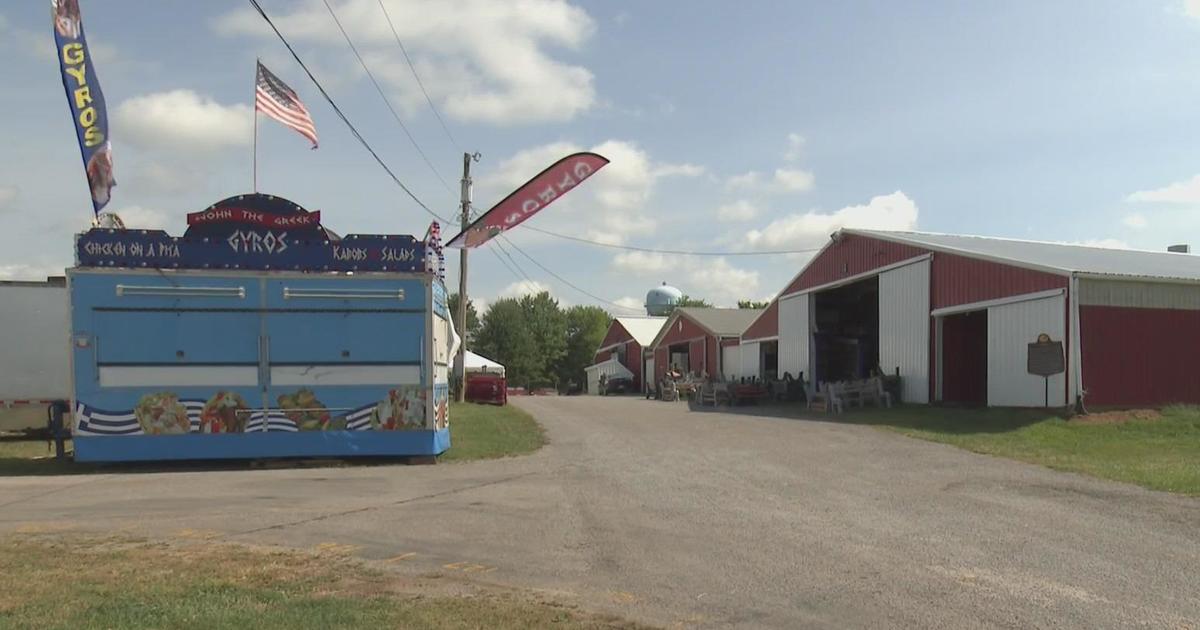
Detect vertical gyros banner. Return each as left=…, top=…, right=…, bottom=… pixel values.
left=52, top=0, right=114, bottom=216
left=446, top=152, right=609, bottom=249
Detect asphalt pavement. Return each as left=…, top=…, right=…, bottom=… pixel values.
left=1, top=396, right=1198, bottom=629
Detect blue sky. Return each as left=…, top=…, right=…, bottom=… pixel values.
left=3, top=1, right=1200, bottom=311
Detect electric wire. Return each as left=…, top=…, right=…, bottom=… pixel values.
left=487, top=246, right=524, bottom=283
left=491, top=236, right=534, bottom=284
left=501, top=235, right=644, bottom=314
left=520, top=224, right=823, bottom=256
left=247, top=0, right=446, bottom=223
left=321, top=0, right=454, bottom=196
left=249, top=0, right=704, bottom=312
left=376, top=0, right=463, bottom=154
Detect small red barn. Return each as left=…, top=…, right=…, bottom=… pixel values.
left=648, top=308, right=763, bottom=387
left=586, top=317, right=666, bottom=394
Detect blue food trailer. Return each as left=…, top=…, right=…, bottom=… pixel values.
left=67, top=193, right=456, bottom=462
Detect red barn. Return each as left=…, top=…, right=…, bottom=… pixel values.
left=648, top=308, right=763, bottom=388
left=586, top=317, right=666, bottom=394
left=762, top=229, right=1200, bottom=408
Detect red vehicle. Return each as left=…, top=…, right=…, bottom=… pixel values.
left=465, top=373, right=507, bottom=405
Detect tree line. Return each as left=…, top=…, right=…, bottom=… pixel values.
left=448, top=292, right=770, bottom=391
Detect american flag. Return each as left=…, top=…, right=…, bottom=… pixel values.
left=255, top=61, right=318, bottom=149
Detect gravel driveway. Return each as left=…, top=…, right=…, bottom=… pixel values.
left=1, top=396, right=1197, bottom=629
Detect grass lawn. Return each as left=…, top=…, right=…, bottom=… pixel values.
left=441, top=401, right=546, bottom=463
left=837, top=405, right=1200, bottom=496
left=0, top=535, right=646, bottom=630
left=0, top=438, right=87, bottom=476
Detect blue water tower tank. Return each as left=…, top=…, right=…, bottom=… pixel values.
left=645, top=282, right=683, bottom=316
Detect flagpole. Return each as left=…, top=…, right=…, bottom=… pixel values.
left=253, top=111, right=258, bottom=192
left=252, top=60, right=259, bottom=192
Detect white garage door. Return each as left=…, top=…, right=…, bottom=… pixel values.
left=878, top=259, right=930, bottom=403
left=721, top=344, right=741, bottom=381
left=740, top=341, right=761, bottom=380
left=988, top=294, right=1066, bottom=407
left=778, top=294, right=810, bottom=381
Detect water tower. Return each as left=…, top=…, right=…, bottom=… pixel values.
left=645, top=282, right=683, bottom=316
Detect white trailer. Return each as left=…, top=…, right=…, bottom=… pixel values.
left=0, top=278, right=69, bottom=432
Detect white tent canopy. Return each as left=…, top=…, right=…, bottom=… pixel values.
left=463, top=350, right=505, bottom=375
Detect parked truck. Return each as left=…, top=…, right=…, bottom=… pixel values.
left=0, top=278, right=69, bottom=434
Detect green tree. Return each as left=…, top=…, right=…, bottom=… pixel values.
left=474, top=291, right=568, bottom=389
left=447, top=292, right=480, bottom=344
left=519, top=291, right=568, bottom=388
left=738, top=299, right=770, bottom=309
left=474, top=298, right=539, bottom=388
left=559, top=305, right=611, bottom=391
left=676, top=294, right=711, bottom=308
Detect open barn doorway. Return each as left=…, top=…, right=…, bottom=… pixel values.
left=812, top=276, right=879, bottom=385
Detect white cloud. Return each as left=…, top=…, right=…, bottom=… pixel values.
left=499, top=279, right=554, bottom=298
left=725, top=171, right=762, bottom=191
left=0, top=185, right=17, bottom=212
left=214, top=0, right=597, bottom=125
left=609, top=253, right=758, bottom=306
left=110, top=205, right=170, bottom=230
left=612, top=251, right=670, bottom=273
left=114, top=90, right=252, bottom=153
left=1122, top=213, right=1148, bottom=229
left=724, top=168, right=814, bottom=193
left=1184, top=0, right=1200, bottom=19
left=772, top=168, right=815, bottom=192
left=477, top=139, right=696, bottom=243
left=716, top=200, right=758, bottom=222
left=0, top=264, right=66, bottom=281
left=652, top=163, right=705, bottom=178
left=745, top=191, right=919, bottom=250
left=686, top=258, right=759, bottom=305
left=1126, top=174, right=1200, bottom=204
left=614, top=296, right=643, bottom=311
left=783, top=133, right=805, bottom=162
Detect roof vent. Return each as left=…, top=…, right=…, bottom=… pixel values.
left=1168, top=244, right=1190, bottom=254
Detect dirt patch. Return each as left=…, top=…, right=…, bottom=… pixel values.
left=1072, top=409, right=1162, bottom=424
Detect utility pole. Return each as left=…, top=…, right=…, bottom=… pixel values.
left=455, top=152, right=472, bottom=402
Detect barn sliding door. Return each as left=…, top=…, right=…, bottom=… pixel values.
left=778, top=294, right=810, bottom=381
left=878, top=259, right=930, bottom=403
left=987, top=293, right=1066, bottom=407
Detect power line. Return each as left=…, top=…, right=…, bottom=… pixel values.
left=487, top=246, right=524, bottom=283
left=501, top=235, right=644, bottom=314
left=520, top=224, right=823, bottom=256
left=247, top=0, right=446, bottom=223
left=491, top=236, right=534, bottom=284
left=321, top=0, right=454, bottom=196
left=376, top=0, right=463, bottom=154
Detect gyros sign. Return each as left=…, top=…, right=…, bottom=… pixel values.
left=446, top=152, right=609, bottom=249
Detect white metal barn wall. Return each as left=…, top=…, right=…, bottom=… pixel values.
left=740, top=341, right=761, bottom=380
left=877, top=259, right=930, bottom=403
left=778, top=294, right=810, bottom=380
left=987, top=294, right=1066, bottom=407
left=721, top=345, right=742, bottom=381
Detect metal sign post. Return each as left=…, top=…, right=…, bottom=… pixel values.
left=1027, top=333, right=1065, bottom=408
